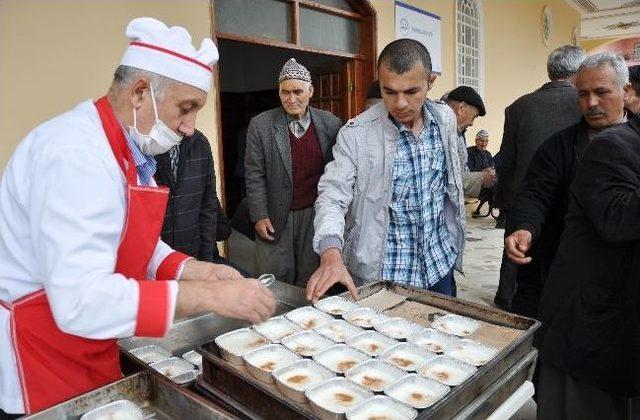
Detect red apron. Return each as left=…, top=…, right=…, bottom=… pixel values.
left=2, top=96, right=172, bottom=414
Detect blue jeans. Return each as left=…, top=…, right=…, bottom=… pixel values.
left=428, top=267, right=456, bottom=297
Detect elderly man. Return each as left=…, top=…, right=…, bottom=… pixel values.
left=506, top=52, right=630, bottom=320
left=535, top=54, right=640, bottom=419
left=245, top=59, right=341, bottom=286
left=0, top=18, right=275, bottom=416
left=467, top=129, right=494, bottom=217
left=307, top=39, right=465, bottom=302
left=493, top=44, right=586, bottom=309
left=444, top=86, right=495, bottom=199
left=625, top=64, right=640, bottom=114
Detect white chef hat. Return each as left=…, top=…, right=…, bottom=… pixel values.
left=119, top=17, right=219, bottom=92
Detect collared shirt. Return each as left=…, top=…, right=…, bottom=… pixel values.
left=123, top=131, right=157, bottom=186
left=382, top=105, right=457, bottom=288
left=287, top=110, right=311, bottom=138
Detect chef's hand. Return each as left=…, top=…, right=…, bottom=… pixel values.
left=180, top=260, right=245, bottom=282
left=209, top=263, right=245, bottom=281
left=255, top=218, right=275, bottom=241
left=306, top=248, right=358, bottom=303
left=505, top=229, right=533, bottom=264
left=177, top=279, right=276, bottom=324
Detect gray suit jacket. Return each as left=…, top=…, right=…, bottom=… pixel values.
left=245, top=106, right=342, bottom=241
left=495, top=80, right=581, bottom=210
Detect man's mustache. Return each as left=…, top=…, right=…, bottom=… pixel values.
left=586, top=107, right=605, bottom=117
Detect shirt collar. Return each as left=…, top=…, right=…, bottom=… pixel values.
left=390, top=103, right=432, bottom=133
left=121, top=125, right=157, bottom=179
left=287, top=109, right=312, bottom=138
left=287, top=109, right=311, bottom=126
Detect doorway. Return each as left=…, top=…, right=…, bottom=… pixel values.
left=211, top=0, right=376, bottom=266
left=218, top=39, right=354, bottom=217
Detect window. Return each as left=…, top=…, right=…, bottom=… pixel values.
left=456, top=0, right=483, bottom=93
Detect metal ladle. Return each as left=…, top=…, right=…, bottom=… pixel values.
left=258, top=273, right=275, bottom=287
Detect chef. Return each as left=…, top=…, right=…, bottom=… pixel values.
left=0, top=17, right=276, bottom=417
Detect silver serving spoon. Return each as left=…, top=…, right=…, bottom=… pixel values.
left=258, top=273, right=275, bottom=287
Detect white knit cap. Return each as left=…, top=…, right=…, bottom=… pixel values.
left=119, top=17, right=219, bottom=92
left=279, top=58, right=311, bottom=83
left=476, top=129, right=489, bottom=140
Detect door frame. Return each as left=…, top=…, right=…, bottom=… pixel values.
left=209, top=0, right=377, bottom=217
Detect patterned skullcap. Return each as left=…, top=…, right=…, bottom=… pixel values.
left=279, top=58, right=311, bottom=83
left=476, top=129, right=489, bottom=140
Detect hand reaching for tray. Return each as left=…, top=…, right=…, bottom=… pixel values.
left=176, top=279, right=277, bottom=324
left=306, top=248, right=359, bottom=303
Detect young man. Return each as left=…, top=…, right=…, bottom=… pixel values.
left=308, top=39, right=465, bottom=301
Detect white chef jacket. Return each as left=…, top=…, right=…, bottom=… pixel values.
left=0, top=100, right=183, bottom=413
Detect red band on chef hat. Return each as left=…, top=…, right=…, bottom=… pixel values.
left=119, top=17, right=219, bottom=93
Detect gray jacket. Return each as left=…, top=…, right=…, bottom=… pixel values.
left=313, top=101, right=466, bottom=284
left=245, top=106, right=341, bottom=241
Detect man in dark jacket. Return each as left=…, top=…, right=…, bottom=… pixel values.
left=245, top=59, right=342, bottom=286
left=536, top=64, right=639, bottom=419
left=467, top=129, right=494, bottom=217
left=625, top=64, right=640, bottom=114
left=493, top=44, right=586, bottom=309
left=156, top=130, right=249, bottom=275
left=506, top=53, right=631, bottom=320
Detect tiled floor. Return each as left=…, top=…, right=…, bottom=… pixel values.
left=227, top=202, right=537, bottom=419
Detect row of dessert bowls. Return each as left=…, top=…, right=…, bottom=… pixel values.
left=128, top=345, right=202, bottom=385
left=215, top=298, right=497, bottom=367
left=268, top=354, right=477, bottom=418
left=212, top=298, right=499, bottom=418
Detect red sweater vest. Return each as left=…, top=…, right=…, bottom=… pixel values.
left=289, top=122, right=324, bottom=210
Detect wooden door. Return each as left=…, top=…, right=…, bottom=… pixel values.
left=309, top=60, right=356, bottom=122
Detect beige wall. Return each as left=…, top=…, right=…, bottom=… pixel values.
left=370, top=0, right=456, bottom=105
left=370, top=0, right=580, bottom=154
left=0, top=0, right=217, bottom=173
left=1, top=0, right=581, bottom=173
left=483, top=1, right=580, bottom=153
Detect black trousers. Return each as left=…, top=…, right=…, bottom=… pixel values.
left=538, top=364, right=640, bottom=420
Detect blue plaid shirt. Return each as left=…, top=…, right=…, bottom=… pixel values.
left=381, top=105, right=457, bottom=288
left=123, top=131, right=157, bottom=186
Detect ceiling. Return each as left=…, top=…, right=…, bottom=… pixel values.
left=568, top=0, right=640, bottom=38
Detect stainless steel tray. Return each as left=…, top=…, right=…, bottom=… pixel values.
left=116, top=281, right=306, bottom=415
left=24, top=370, right=233, bottom=419
left=119, top=281, right=307, bottom=358
left=198, top=280, right=539, bottom=419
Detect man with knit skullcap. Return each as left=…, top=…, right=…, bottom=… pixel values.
left=245, top=58, right=342, bottom=286
left=467, top=129, right=495, bottom=217
left=0, top=17, right=276, bottom=416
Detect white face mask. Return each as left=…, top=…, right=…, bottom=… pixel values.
left=128, top=83, right=182, bottom=156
